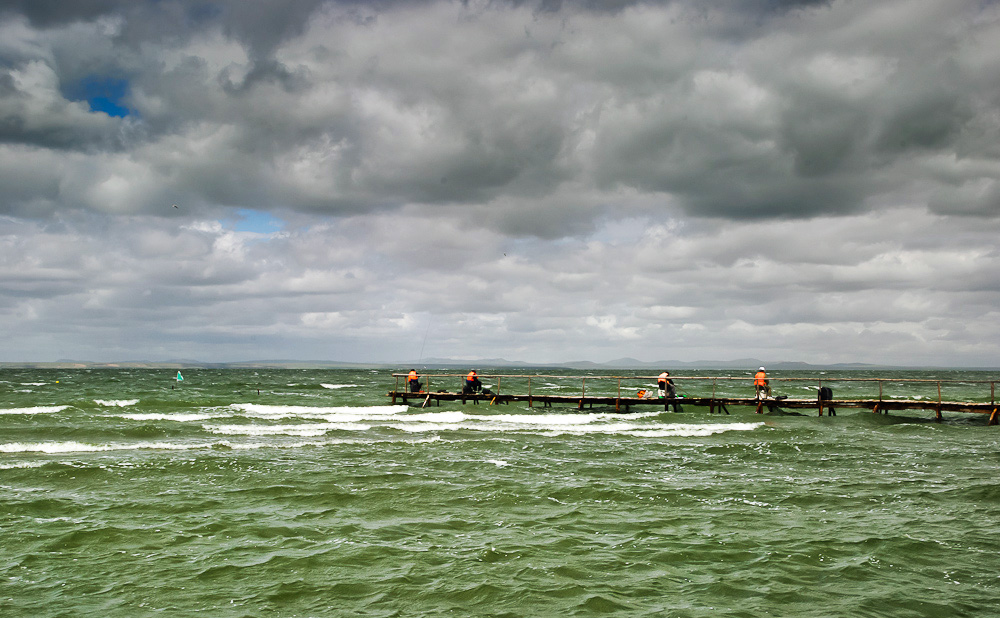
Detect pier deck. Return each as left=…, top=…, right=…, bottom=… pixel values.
left=388, top=373, right=1000, bottom=425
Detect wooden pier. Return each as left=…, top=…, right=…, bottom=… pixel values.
left=389, top=373, right=1000, bottom=425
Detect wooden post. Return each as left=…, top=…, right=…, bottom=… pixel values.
left=582, top=377, right=586, bottom=399
left=818, top=378, right=823, bottom=417
left=616, top=378, right=620, bottom=412
left=528, top=377, right=532, bottom=408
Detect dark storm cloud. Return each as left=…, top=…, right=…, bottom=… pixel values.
left=2, top=0, right=997, bottom=223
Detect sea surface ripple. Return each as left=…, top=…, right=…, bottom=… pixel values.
left=2, top=368, right=999, bottom=617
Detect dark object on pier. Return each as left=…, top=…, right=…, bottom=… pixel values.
left=818, top=386, right=836, bottom=416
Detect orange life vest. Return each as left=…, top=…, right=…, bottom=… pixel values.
left=754, top=371, right=767, bottom=386
left=466, top=371, right=477, bottom=383
left=408, top=370, right=418, bottom=380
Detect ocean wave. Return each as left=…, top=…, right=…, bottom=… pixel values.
left=0, top=436, right=439, bottom=455
left=204, top=423, right=371, bottom=436
left=0, top=440, right=283, bottom=454
left=230, top=403, right=407, bottom=418
left=0, top=460, right=48, bottom=469
left=0, top=405, right=70, bottom=415
left=389, top=422, right=467, bottom=433
left=321, top=383, right=359, bottom=389
left=465, top=412, right=609, bottom=426
left=95, top=399, right=140, bottom=407
left=117, top=413, right=220, bottom=422
left=0, top=441, right=203, bottom=453
left=382, top=417, right=765, bottom=437
left=628, top=422, right=764, bottom=437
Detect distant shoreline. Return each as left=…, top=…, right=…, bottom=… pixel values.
left=1, top=360, right=997, bottom=371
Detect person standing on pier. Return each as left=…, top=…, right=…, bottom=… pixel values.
left=754, top=367, right=771, bottom=400
left=463, top=370, right=482, bottom=395
left=408, top=369, right=423, bottom=393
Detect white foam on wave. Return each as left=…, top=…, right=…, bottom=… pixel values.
left=95, top=399, right=140, bottom=407
left=204, top=423, right=370, bottom=437
left=389, top=422, right=467, bottom=433
left=230, top=403, right=407, bottom=419
left=628, top=422, right=764, bottom=437
left=0, top=405, right=70, bottom=415
left=386, top=417, right=765, bottom=437
left=0, top=435, right=441, bottom=455
left=402, top=411, right=468, bottom=423
left=466, top=412, right=598, bottom=426
left=536, top=421, right=764, bottom=437
left=0, top=461, right=48, bottom=469
left=321, top=384, right=359, bottom=389
left=20, top=382, right=48, bottom=386
left=0, top=441, right=219, bottom=453
left=117, top=413, right=220, bottom=422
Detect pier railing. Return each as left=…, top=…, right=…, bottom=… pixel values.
left=392, top=373, right=998, bottom=405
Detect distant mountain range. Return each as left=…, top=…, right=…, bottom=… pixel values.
left=406, top=357, right=884, bottom=370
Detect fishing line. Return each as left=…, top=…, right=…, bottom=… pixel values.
left=417, top=321, right=432, bottom=365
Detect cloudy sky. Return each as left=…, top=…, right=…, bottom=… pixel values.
left=1, top=0, right=999, bottom=366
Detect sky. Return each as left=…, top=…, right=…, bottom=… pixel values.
left=1, top=0, right=999, bottom=367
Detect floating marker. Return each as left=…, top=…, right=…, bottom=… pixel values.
left=176, top=371, right=184, bottom=382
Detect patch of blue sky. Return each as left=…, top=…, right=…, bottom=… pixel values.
left=66, top=75, right=132, bottom=118
left=231, top=209, right=285, bottom=235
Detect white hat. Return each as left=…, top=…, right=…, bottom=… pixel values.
left=759, top=366, right=765, bottom=371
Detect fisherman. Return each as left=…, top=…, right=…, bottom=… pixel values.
left=657, top=371, right=676, bottom=399
left=658, top=370, right=682, bottom=412
left=407, top=369, right=423, bottom=393
left=754, top=367, right=771, bottom=400
left=463, top=370, right=482, bottom=395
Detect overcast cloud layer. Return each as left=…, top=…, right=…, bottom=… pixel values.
left=1, top=0, right=999, bottom=366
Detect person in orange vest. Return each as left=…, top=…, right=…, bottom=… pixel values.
left=657, top=371, right=676, bottom=399
left=463, top=370, right=482, bottom=395
left=657, top=370, right=682, bottom=411
left=754, top=367, right=771, bottom=400
left=407, top=369, right=422, bottom=393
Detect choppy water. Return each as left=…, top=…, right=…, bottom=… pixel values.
left=2, top=367, right=999, bottom=617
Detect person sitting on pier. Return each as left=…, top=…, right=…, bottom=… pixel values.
left=463, top=370, right=482, bottom=395
left=754, top=367, right=771, bottom=400
left=657, top=371, right=676, bottom=399
left=408, top=369, right=423, bottom=393
left=658, top=371, right=683, bottom=411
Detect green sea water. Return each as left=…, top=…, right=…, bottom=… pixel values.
left=2, top=368, right=999, bottom=617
